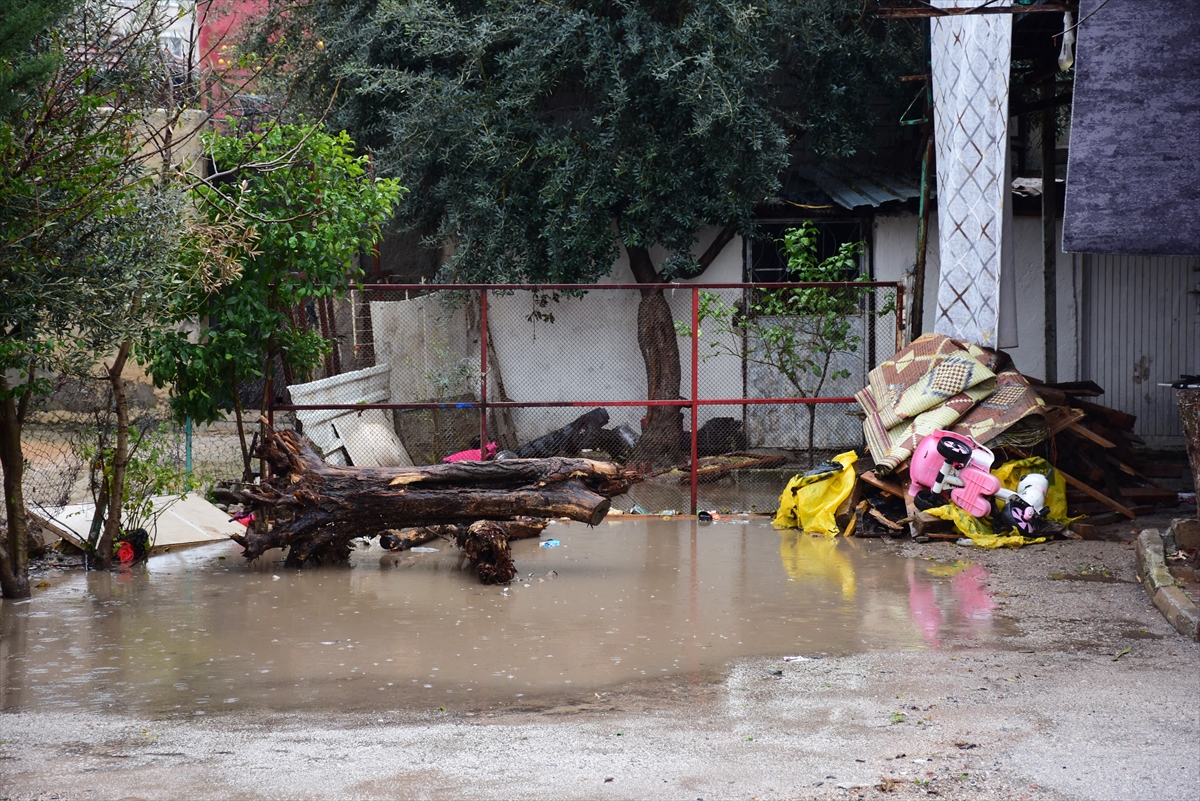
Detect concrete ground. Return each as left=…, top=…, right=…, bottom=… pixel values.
left=2, top=529, right=1197, bottom=801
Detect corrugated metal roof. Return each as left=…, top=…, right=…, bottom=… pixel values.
left=795, top=164, right=925, bottom=209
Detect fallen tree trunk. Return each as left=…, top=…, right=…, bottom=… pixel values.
left=380, top=517, right=549, bottom=552
left=238, top=429, right=637, bottom=567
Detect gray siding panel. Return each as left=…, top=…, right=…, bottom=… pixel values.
left=1080, top=254, right=1200, bottom=447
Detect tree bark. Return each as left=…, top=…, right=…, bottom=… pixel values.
left=381, top=517, right=548, bottom=552
left=0, top=375, right=31, bottom=598
left=239, top=429, right=638, bottom=567
left=96, top=339, right=132, bottom=569
left=626, top=234, right=736, bottom=467
left=628, top=244, right=685, bottom=466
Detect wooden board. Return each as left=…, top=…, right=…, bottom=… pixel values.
left=1042, top=380, right=1105, bottom=397
left=1105, top=455, right=1170, bottom=490
left=1140, top=463, right=1186, bottom=478
left=1044, top=406, right=1087, bottom=435
left=903, top=490, right=956, bottom=539
left=1118, top=487, right=1179, bottom=504
left=1066, top=422, right=1117, bottom=449
left=1032, top=386, right=1069, bottom=407
left=859, top=470, right=907, bottom=499
left=1072, top=399, right=1137, bottom=431
left=1060, top=470, right=1136, bottom=519
left=1079, top=512, right=1124, bottom=527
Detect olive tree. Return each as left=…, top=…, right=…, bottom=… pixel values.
left=252, top=0, right=918, bottom=464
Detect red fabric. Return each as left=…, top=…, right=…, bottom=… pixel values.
left=443, top=442, right=498, bottom=463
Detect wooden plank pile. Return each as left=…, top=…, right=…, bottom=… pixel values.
left=846, top=380, right=1185, bottom=540
left=1030, top=380, right=1183, bottom=537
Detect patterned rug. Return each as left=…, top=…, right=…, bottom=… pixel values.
left=857, top=333, right=1045, bottom=473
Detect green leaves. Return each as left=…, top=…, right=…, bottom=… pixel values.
left=684, top=221, right=888, bottom=453
left=144, top=122, right=405, bottom=427
left=253, top=1, right=914, bottom=284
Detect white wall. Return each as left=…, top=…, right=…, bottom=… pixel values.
left=366, top=229, right=746, bottom=444
left=487, top=228, right=746, bottom=440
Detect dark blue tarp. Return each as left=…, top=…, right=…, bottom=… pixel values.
left=1062, top=0, right=1200, bottom=256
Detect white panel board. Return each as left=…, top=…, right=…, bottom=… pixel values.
left=33, top=494, right=239, bottom=553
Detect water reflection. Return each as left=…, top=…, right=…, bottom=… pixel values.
left=778, top=531, right=856, bottom=600
left=906, top=560, right=998, bottom=647
left=0, top=518, right=1001, bottom=715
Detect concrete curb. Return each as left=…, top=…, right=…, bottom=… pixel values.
left=1135, top=529, right=1200, bottom=641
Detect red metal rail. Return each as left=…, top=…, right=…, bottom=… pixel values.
left=272, top=281, right=904, bottom=510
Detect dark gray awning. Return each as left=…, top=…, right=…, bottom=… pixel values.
left=794, top=164, right=925, bottom=210
left=1063, top=0, right=1200, bottom=256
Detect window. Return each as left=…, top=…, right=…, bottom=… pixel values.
left=747, top=219, right=867, bottom=283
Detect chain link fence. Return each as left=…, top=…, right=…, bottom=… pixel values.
left=15, top=375, right=252, bottom=519
left=272, top=281, right=904, bottom=513
left=13, top=281, right=901, bottom=517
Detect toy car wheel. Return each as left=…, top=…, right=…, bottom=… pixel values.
left=936, top=437, right=972, bottom=463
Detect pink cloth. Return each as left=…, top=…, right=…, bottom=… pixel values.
left=443, top=442, right=498, bottom=463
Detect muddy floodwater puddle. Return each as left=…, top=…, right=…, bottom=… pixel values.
left=2, top=518, right=1005, bottom=715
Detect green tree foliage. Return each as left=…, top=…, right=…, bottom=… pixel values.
left=0, top=0, right=201, bottom=595
left=679, top=222, right=894, bottom=459
left=144, top=122, right=405, bottom=477
left=0, top=0, right=75, bottom=117
left=255, top=0, right=916, bottom=463
left=262, top=0, right=914, bottom=280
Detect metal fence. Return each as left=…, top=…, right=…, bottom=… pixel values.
left=15, top=376, right=249, bottom=520
left=13, top=280, right=902, bottom=517
left=270, top=281, right=904, bottom=513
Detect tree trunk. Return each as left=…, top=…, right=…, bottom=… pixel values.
left=239, top=429, right=639, bottom=567
left=97, top=339, right=133, bottom=569
left=0, top=376, right=31, bottom=598
left=381, top=517, right=549, bottom=552
left=628, top=245, right=685, bottom=466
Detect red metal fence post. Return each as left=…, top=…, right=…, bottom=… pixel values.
left=264, top=376, right=274, bottom=481
left=480, top=289, right=489, bottom=455
left=691, top=286, right=699, bottom=513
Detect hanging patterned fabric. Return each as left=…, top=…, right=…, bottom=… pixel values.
left=930, top=0, right=1013, bottom=347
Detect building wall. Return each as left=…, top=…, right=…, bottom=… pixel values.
left=486, top=228, right=746, bottom=442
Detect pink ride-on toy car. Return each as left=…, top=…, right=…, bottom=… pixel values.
left=908, top=429, right=1001, bottom=517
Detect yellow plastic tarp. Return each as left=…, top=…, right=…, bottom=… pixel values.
left=923, top=503, right=1046, bottom=549
left=772, top=450, right=857, bottom=536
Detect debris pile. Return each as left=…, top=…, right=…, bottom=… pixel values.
left=776, top=334, right=1188, bottom=546
left=1029, top=379, right=1185, bottom=536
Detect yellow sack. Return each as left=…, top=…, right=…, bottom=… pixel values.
left=772, top=450, right=857, bottom=536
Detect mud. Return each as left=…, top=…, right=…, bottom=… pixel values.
left=2, top=518, right=1009, bottom=716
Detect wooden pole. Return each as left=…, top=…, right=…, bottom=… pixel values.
left=1042, top=72, right=1059, bottom=382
